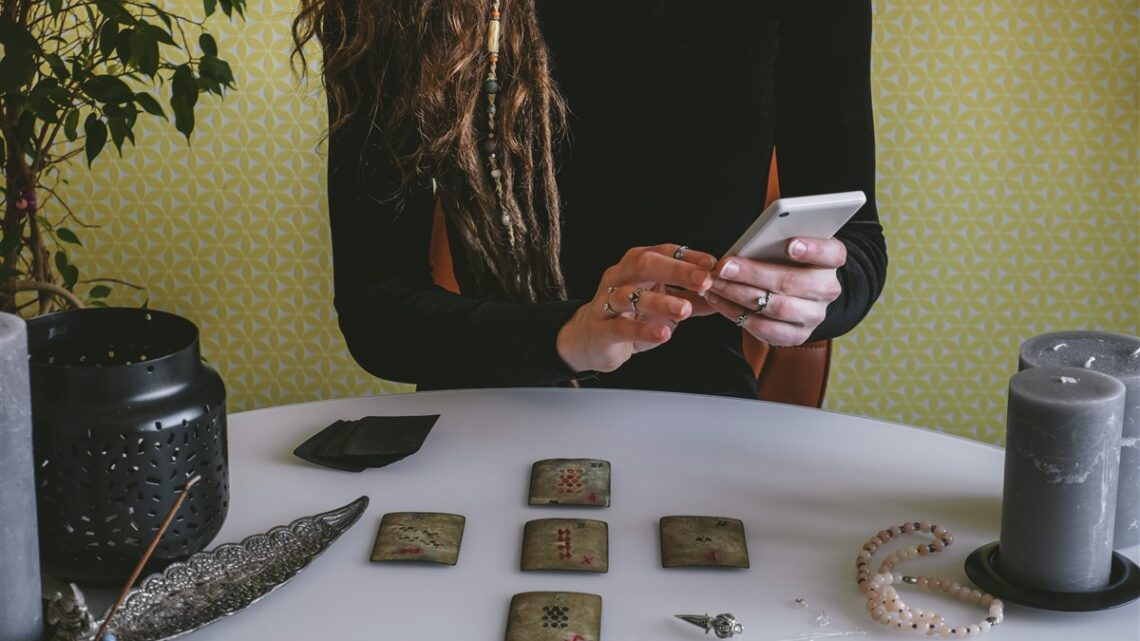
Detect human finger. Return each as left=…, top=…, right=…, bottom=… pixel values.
left=712, top=257, right=841, bottom=303
left=786, top=237, right=848, bottom=269
left=597, top=285, right=692, bottom=323
left=607, top=245, right=713, bottom=294
left=669, top=244, right=718, bottom=271
left=704, top=291, right=814, bottom=347
left=707, top=279, right=827, bottom=327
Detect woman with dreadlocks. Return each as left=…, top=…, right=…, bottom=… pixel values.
left=292, top=1, right=887, bottom=398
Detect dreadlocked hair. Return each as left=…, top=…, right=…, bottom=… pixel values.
left=292, top=0, right=568, bottom=302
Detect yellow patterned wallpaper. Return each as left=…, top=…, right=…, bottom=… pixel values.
left=62, top=0, right=1138, bottom=443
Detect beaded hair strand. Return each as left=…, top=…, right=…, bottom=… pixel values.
left=292, top=0, right=568, bottom=302
left=482, top=0, right=513, bottom=247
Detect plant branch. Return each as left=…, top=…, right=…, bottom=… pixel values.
left=78, top=277, right=143, bottom=290
left=36, top=183, right=98, bottom=229
left=2, top=279, right=84, bottom=309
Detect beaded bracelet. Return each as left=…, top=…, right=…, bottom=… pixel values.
left=855, top=521, right=1005, bottom=637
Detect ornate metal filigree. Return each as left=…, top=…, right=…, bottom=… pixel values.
left=44, top=496, right=369, bottom=641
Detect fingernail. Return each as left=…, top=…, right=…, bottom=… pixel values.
left=706, top=292, right=721, bottom=305
left=677, top=301, right=692, bottom=317
left=789, top=240, right=807, bottom=259
left=710, top=278, right=727, bottom=291
left=720, top=261, right=739, bottom=278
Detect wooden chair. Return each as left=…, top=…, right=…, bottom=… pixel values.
left=427, top=150, right=832, bottom=408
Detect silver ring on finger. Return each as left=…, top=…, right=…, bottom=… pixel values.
left=602, top=286, right=619, bottom=316
left=628, top=287, right=643, bottom=315
left=754, top=290, right=771, bottom=314
left=735, top=310, right=750, bottom=327
left=673, top=245, right=688, bottom=260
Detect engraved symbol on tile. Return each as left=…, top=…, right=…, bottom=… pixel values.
left=556, top=528, right=573, bottom=560
left=542, top=605, right=570, bottom=628
left=557, top=467, right=584, bottom=494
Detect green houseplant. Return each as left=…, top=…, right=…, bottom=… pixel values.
left=0, top=0, right=244, bottom=316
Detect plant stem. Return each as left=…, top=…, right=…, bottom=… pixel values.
left=2, top=279, right=84, bottom=310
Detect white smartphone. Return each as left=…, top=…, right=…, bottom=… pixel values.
left=723, top=191, right=867, bottom=263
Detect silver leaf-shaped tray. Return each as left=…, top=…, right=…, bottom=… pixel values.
left=48, top=496, right=369, bottom=641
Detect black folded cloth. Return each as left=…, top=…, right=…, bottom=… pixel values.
left=293, top=415, right=439, bottom=472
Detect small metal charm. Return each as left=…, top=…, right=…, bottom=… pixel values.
left=675, top=613, right=743, bottom=638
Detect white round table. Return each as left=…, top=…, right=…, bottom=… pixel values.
left=150, top=388, right=1140, bottom=640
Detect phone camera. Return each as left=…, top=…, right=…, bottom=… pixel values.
left=777, top=211, right=790, bottom=218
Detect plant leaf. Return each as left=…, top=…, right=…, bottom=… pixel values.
left=0, top=16, right=42, bottom=52
left=199, top=33, right=218, bottom=57
left=57, top=228, right=82, bottom=245
left=140, top=23, right=175, bottom=46
left=198, top=55, right=235, bottom=95
left=90, top=285, right=112, bottom=298
left=93, top=0, right=135, bottom=25
left=28, top=78, right=63, bottom=123
left=64, top=110, right=80, bottom=141
left=45, top=53, right=70, bottom=81
left=170, top=64, right=198, bottom=140
left=0, top=47, right=36, bottom=94
left=129, top=26, right=159, bottom=77
left=204, top=0, right=218, bottom=17
left=99, top=20, right=120, bottom=57
left=134, top=92, right=165, bottom=119
left=115, top=27, right=134, bottom=67
left=84, top=114, right=108, bottom=165
left=83, top=75, right=134, bottom=104
left=53, top=251, right=79, bottom=289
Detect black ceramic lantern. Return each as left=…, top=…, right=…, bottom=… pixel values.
left=27, top=308, right=228, bottom=585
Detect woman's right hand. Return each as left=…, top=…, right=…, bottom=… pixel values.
left=556, top=244, right=716, bottom=373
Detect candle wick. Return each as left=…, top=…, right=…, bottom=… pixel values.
left=1058, top=376, right=1079, bottom=384
left=1083, top=356, right=1096, bottom=368
left=1051, top=343, right=1068, bottom=351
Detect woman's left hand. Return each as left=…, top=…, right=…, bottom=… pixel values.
left=704, top=237, right=847, bottom=346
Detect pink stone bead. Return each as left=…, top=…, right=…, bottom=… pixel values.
left=932, top=525, right=945, bottom=537
left=918, top=544, right=930, bottom=556
left=916, top=576, right=929, bottom=587
left=931, top=539, right=945, bottom=552
left=929, top=578, right=942, bottom=590
left=942, top=532, right=954, bottom=545
left=920, top=520, right=932, bottom=532
left=969, top=589, right=983, bottom=601
left=980, top=595, right=994, bottom=607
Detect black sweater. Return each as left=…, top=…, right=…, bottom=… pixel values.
left=327, top=1, right=887, bottom=399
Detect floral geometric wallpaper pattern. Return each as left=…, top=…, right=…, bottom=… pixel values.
left=63, top=0, right=1138, bottom=443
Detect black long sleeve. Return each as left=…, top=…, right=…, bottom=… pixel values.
left=327, top=103, right=583, bottom=389
left=776, top=0, right=888, bottom=340
left=327, top=0, right=887, bottom=397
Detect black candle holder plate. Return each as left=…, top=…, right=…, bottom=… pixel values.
left=965, top=541, right=1140, bottom=612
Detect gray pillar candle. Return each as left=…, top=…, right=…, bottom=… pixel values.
left=1019, top=330, right=1140, bottom=548
left=0, top=313, right=43, bottom=641
left=1000, top=366, right=1125, bottom=592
